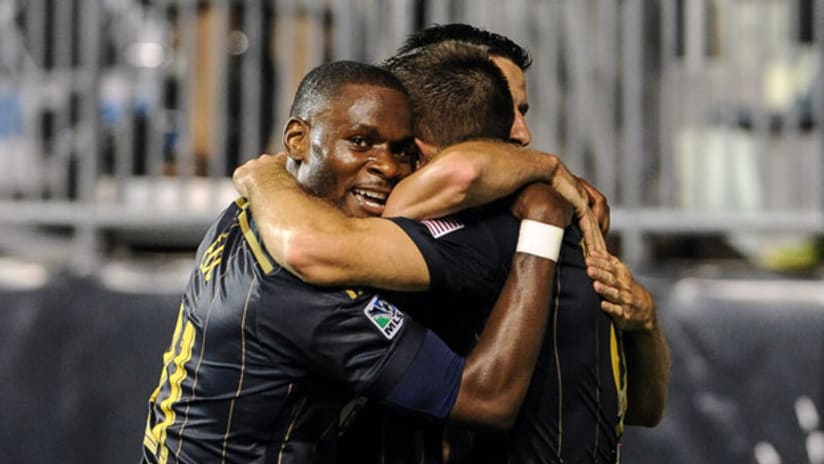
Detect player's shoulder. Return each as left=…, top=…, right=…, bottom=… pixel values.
left=411, top=208, right=516, bottom=239
left=269, top=286, right=410, bottom=343
left=419, top=215, right=466, bottom=238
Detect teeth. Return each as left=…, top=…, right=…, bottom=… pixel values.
left=354, top=189, right=387, bottom=202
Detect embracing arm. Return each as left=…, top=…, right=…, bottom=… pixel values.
left=586, top=250, right=671, bottom=426
left=449, top=183, right=571, bottom=429
left=623, top=313, right=670, bottom=427
left=234, top=154, right=430, bottom=291
left=231, top=146, right=606, bottom=289
left=384, top=140, right=608, bottom=252
left=450, top=250, right=555, bottom=429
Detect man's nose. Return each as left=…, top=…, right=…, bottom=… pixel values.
left=509, top=114, right=532, bottom=147
left=368, top=148, right=401, bottom=180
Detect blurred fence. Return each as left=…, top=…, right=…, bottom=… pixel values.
left=0, top=0, right=821, bottom=273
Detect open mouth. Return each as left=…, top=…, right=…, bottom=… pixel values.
left=351, top=188, right=389, bottom=216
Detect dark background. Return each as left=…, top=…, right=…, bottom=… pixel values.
left=2, top=272, right=822, bottom=463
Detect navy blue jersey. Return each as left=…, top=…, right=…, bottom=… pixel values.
left=388, top=208, right=627, bottom=464
left=142, top=199, right=464, bottom=464
left=336, top=209, right=517, bottom=463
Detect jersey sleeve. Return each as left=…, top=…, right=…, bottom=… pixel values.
left=257, top=283, right=464, bottom=420
left=387, top=213, right=518, bottom=295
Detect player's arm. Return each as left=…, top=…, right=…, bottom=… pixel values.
left=285, top=185, right=569, bottom=430
left=586, top=250, right=671, bottom=426
left=235, top=153, right=430, bottom=291
left=232, top=148, right=604, bottom=290
left=449, top=183, right=571, bottom=429
left=383, top=140, right=608, bottom=252
left=623, top=316, right=670, bottom=427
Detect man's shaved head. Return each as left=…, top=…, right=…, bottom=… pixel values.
left=289, top=60, right=408, bottom=120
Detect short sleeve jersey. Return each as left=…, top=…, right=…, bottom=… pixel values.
left=141, top=199, right=464, bottom=464
left=387, top=206, right=628, bottom=464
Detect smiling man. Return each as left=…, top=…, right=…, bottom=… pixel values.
left=142, top=60, right=571, bottom=464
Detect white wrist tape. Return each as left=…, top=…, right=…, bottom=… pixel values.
left=515, top=219, right=565, bottom=262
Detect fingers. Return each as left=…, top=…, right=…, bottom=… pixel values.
left=586, top=246, right=614, bottom=267
left=587, top=253, right=631, bottom=284
left=578, top=210, right=607, bottom=254
left=587, top=264, right=611, bottom=285
left=576, top=176, right=611, bottom=233
left=593, top=280, right=622, bottom=301
left=588, top=254, right=634, bottom=309
left=232, top=161, right=253, bottom=197
left=600, top=300, right=625, bottom=318
left=272, top=151, right=288, bottom=164
left=587, top=250, right=656, bottom=332
left=586, top=255, right=618, bottom=289
left=233, top=153, right=286, bottom=197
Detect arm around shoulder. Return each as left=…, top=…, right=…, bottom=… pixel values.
left=623, top=316, right=671, bottom=427
left=233, top=154, right=430, bottom=290
left=384, top=140, right=562, bottom=219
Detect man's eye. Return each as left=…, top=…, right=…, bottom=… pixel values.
left=389, top=141, right=418, bottom=165
left=393, top=148, right=418, bottom=167
left=350, top=136, right=370, bottom=148
left=394, top=150, right=412, bottom=162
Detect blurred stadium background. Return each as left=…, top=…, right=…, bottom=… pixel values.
left=0, top=0, right=822, bottom=462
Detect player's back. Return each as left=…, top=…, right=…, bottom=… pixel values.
left=508, top=223, right=626, bottom=464
left=380, top=207, right=626, bottom=463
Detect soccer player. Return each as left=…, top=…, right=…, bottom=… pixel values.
left=233, top=26, right=670, bottom=463
left=142, top=60, right=570, bottom=464
left=393, top=21, right=671, bottom=431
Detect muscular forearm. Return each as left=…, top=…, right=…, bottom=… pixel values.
left=623, top=319, right=671, bottom=427
left=384, top=140, right=562, bottom=219
left=450, top=251, right=555, bottom=429
left=236, top=155, right=430, bottom=290
left=384, top=140, right=606, bottom=252
left=241, top=162, right=352, bottom=278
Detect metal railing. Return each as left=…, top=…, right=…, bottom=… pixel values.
left=0, top=0, right=821, bottom=272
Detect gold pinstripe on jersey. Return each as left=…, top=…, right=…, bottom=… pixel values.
left=150, top=316, right=196, bottom=464
left=279, top=393, right=308, bottom=464
left=145, top=303, right=187, bottom=459
left=610, top=325, right=627, bottom=435
left=551, top=265, right=564, bottom=456
left=200, top=232, right=229, bottom=281
left=219, top=277, right=255, bottom=463
left=236, top=199, right=275, bottom=274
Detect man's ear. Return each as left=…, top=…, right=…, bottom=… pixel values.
left=414, top=138, right=439, bottom=164
left=283, top=117, right=310, bottom=161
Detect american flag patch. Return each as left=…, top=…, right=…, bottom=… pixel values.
left=421, top=216, right=465, bottom=238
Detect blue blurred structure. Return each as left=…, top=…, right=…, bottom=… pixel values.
left=0, top=0, right=820, bottom=271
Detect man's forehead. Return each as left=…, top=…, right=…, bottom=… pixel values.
left=314, top=84, right=408, bottom=117
left=491, top=56, right=526, bottom=84
left=315, top=86, right=412, bottom=136
left=490, top=55, right=528, bottom=107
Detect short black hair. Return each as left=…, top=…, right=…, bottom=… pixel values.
left=289, top=60, right=408, bottom=119
left=397, top=23, right=532, bottom=71
left=384, top=46, right=514, bottom=147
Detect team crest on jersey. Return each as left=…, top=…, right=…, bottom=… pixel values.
left=421, top=216, right=464, bottom=238
left=363, top=296, right=405, bottom=339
